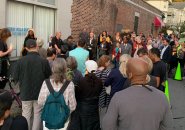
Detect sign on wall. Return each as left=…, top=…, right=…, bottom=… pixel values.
left=8, top=27, right=29, bottom=36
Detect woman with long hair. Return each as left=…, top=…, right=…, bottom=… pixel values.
left=0, top=28, right=13, bottom=89
left=133, top=36, right=147, bottom=57
left=95, top=55, right=111, bottom=128
left=22, top=28, right=37, bottom=56
left=98, top=31, right=111, bottom=56
left=38, top=58, right=77, bottom=130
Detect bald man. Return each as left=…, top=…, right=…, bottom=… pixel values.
left=51, top=32, right=65, bottom=55
left=102, top=58, right=173, bottom=130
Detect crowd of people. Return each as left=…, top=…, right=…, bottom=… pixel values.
left=0, top=27, right=185, bottom=130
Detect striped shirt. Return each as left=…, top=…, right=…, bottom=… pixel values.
left=95, top=69, right=111, bottom=108
left=95, top=69, right=111, bottom=83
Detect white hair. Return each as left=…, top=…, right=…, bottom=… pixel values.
left=119, top=54, right=131, bottom=77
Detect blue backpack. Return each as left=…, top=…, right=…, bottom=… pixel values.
left=41, top=79, right=70, bottom=129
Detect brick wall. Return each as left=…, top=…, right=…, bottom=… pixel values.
left=71, top=0, right=162, bottom=41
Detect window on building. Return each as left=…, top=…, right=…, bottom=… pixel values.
left=35, top=6, right=55, bottom=48
left=37, top=0, right=56, bottom=5
left=151, top=23, right=154, bottom=35
left=116, top=24, right=123, bottom=32
left=7, top=1, right=33, bottom=57
left=7, top=1, right=55, bottom=57
left=134, top=16, right=139, bottom=34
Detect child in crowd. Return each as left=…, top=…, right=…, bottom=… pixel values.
left=112, top=42, right=121, bottom=68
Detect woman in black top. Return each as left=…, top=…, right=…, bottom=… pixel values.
left=22, top=29, right=36, bottom=56
left=68, top=60, right=102, bottom=130
left=0, top=28, right=13, bottom=89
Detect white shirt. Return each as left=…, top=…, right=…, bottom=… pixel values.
left=90, top=39, right=92, bottom=45
left=90, top=38, right=93, bottom=45
left=147, top=45, right=152, bottom=51
left=160, top=45, right=168, bottom=59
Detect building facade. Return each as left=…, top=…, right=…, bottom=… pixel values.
left=71, top=0, right=163, bottom=41
left=167, top=2, right=185, bottom=26
left=0, top=0, right=73, bottom=57
left=145, top=0, right=170, bottom=12
left=0, top=0, right=164, bottom=57
left=144, top=0, right=172, bottom=23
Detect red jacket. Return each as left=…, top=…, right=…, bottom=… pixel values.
left=112, top=47, right=121, bottom=61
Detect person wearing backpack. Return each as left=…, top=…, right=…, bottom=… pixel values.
left=38, top=58, right=77, bottom=130
left=0, top=89, right=28, bottom=130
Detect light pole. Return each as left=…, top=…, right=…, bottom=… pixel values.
left=178, top=26, right=181, bottom=37
left=179, top=11, right=183, bottom=37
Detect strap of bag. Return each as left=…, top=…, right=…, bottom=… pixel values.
left=45, top=79, right=70, bottom=94
left=45, top=79, right=55, bottom=94
left=59, top=80, right=70, bottom=94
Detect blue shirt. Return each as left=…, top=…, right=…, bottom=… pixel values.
left=104, top=68, right=127, bottom=99
left=69, top=47, right=89, bottom=76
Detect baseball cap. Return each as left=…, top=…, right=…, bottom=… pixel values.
left=26, top=39, right=37, bottom=49
left=85, top=60, right=98, bottom=73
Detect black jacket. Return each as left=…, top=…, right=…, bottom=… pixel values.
left=51, top=36, right=64, bottom=48
left=86, top=38, right=97, bottom=60
left=68, top=73, right=102, bottom=130
left=0, top=116, right=28, bottom=130
left=13, top=52, right=51, bottom=101
left=76, top=73, right=102, bottom=100
left=161, top=46, right=172, bottom=64
left=22, top=37, right=36, bottom=56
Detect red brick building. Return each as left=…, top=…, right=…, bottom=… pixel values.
left=71, top=0, right=163, bottom=40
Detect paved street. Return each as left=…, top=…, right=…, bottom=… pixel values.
left=169, top=78, right=185, bottom=130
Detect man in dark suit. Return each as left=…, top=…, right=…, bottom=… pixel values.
left=86, top=32, right=97, bottom=60
left=161, top=37, right=172, bottom=64
left=79, top=28, right=89, bottom=44
left=160, top=37, right=172, bottom=76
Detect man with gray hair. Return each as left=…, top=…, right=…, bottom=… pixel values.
left=102, top=58, right=173, bottom=130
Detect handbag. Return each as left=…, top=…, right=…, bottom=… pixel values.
left=100, top=70, right=111, bottom=95
left=105, top=86, right=111, bottom=95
